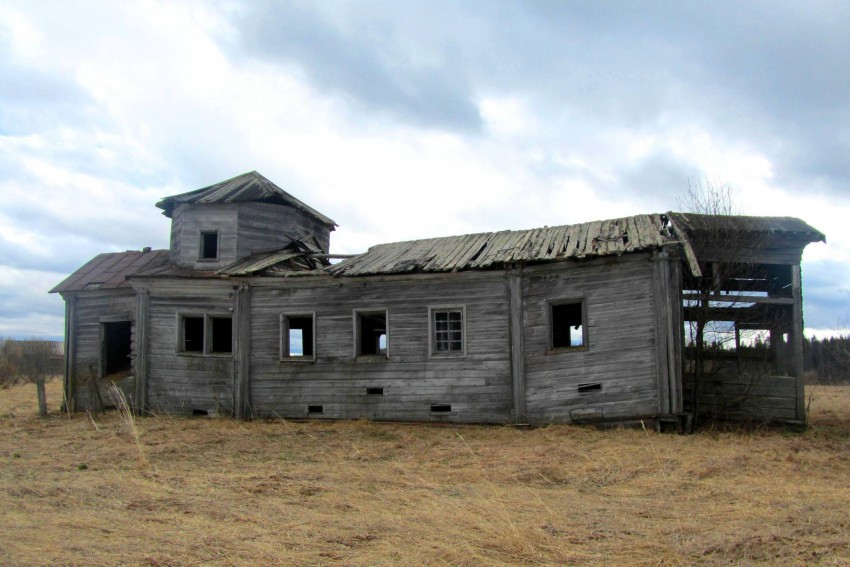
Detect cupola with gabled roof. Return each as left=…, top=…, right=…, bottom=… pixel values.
left=156, top=171, right=337, bottom=270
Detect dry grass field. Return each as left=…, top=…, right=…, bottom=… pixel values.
left=1, top=381, right=849, bottom=566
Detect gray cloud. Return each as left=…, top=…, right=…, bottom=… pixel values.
left=235, top=1, right=483, bottom=132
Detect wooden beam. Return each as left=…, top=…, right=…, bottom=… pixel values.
left=133, top=291, right=149, bottom=416
left=682, top=293, right=794, bottom=305
left=233, top=283, right=252, bottom=419
left=790, top=265, right=805, bottom=422
left=508, top=272, right=526, bottom=424
left=63, top=294, right=76, bottom=413
left=652, top=250, right=671, bottom=414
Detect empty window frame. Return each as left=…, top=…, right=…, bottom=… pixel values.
left=550, top=300, right=586, bottom=350
left=429, top=306, right=465, bottom=356
left=199, top=230, right=219, bottom=260
left=179, top=314, right=232, bottom=355
left=354, top=309, right=388, bottom=357
left=281, top=313, right=315, bottom=360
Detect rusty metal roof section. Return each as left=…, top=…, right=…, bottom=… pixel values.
left=50, top=249, right=170, bottom=293
left=218, top=239, right=330, bottom=276
left=329, top=213, right=676, bottom=277
left=155, top=171, right=337, bottom=228
left=667, top=212, right=826, bottom=242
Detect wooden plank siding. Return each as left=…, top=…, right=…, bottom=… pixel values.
left=522, top=254, right=661, bottom=423
left=683, top=374, right=797, bottom=421
left=144, top=283, right=236, bottom=416
left=246, top=274, right=513, bottom=422
left=63, top=290, right=136, bottom=411
left=236, top=202, right=331, bottom=257
left=169, top=203, right=240, bottom=270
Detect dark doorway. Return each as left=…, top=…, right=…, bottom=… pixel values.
left=102, top=321, right=132, bottom=376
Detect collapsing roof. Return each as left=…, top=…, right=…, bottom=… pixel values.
left=51, top=211, right=827, bottom=291
left=668, top=213, right=825, bottom=242
left=329, top=214, right=678, bottom=277
left=155, top=171, right=338, bottom=229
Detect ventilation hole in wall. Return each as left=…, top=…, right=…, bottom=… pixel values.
left=366, top=387, right=384, bottom=396
left=430, top=404, right=452, bottom=413
left=577, top=383, right=602, bottom=393
left=192, top=408, right=208, bottom=416
left=308, top=405, right=323, bottom=414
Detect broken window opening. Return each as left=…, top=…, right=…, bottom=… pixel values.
left=356, top=310, right=388, bottom=357
left=180, top=314, right=231, bottom=356
left=182, top=316, right=204, bottom=353
left=199, top=230, right=219, bottom=260
left=551, top=301, right=585, bottom=349
left=209, top=317, right=232, bottom=354
left=102, top=321, right=132, bottom=376
left=281, top=314, right=315, bottom=359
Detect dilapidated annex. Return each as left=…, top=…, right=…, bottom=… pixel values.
left=51, top=171, right=825, bottom=427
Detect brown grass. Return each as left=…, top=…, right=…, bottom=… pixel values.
left=2, top=381, right=849, bottom=566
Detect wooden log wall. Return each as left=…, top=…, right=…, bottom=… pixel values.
left=64, top=290, right=135, bottom=411
left=683, top=373, right=797, bottom=421
left=169, top=203, right=240, bottom=269
left=144, top=280, right=235, bottom=416
left=247, top=273, right=513, bottom=423
left=522, top=254, right=661, bottom=423
left=237, top=202, right=332, bottom=256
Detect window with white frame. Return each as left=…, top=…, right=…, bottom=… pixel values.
left=549, top=300, right=586, bottom=350
left=178, top=314, right=232, bottom=355
left=354, top=309, right=388, bottom=357
left=430, top=307, right=465, bottom=356
left=281, top=313, right=315, bottom=360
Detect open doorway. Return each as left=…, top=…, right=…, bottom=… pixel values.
left=101, top=321, right=132, bottom=377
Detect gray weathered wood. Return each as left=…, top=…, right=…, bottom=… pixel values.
left=134, top=291, right=149, bottom=415
left=791, top=265, right=805, bottom=421
left=508, top=271, right=526, bottom=423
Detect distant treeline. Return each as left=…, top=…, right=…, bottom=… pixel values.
left=805, top=336, right=850, bottom=384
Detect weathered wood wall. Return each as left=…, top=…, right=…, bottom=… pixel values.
left=247, top=273, right=513, bottom=422
left=64, top=290, right=135, bottom=411
left=683, top=373, right=797, bottom=421
left=143, top=280, right=235, bottom=416
left=169, top=203, right=240, bottom=269
left=237, top=202, right=332, bottom=256
left=522, top=254, right=661, bottom=423
left=169, top=202, right=333, bottom=270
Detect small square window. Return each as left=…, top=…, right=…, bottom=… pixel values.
left=199, top=231, right=219, bottom=260
left=281, top=313, right=315, bottom=360
left=354, top=310, right=388, bottom=357
left=430, top=307, right=465, bottom=356
left=551, top=301, right=586, bottom=349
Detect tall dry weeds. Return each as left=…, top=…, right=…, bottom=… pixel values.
left=107, top=383, right=147, bottom=467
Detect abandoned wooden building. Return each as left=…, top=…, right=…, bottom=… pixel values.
left=51, top=171, right=825, bottom=427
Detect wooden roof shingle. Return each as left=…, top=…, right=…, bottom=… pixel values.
left=329, top=213, right=675, bottom=277
left=50, top=249, right=170, bottom=293
left=155, top=171, right=337, bottom=228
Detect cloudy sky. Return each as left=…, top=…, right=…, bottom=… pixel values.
left=1, top=1, right=848, bottom=339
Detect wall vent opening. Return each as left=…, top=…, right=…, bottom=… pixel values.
left=578, top=383, right=602, bottom=393
left=430, top=404, right=452, bottom=413
left=366, top=387, right=384, bottom=395
left=192, top=408, right=208, bottom=416
left=308, top=405, right=323, bottom=414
